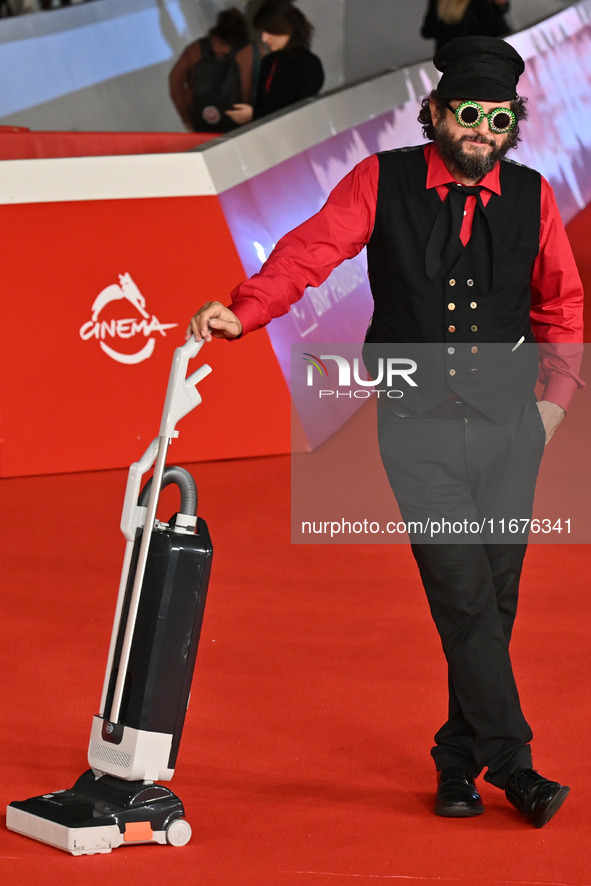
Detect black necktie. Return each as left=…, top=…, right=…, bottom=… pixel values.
left=425, top=183, right=494, bottom=293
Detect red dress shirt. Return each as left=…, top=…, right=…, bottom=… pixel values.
left=230, top=143, right=584, bottom=410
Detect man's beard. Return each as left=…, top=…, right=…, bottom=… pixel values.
left=434, top=117, right=511, bottom=180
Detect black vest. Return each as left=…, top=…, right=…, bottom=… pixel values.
left=363, top=146, right=541, bottom=421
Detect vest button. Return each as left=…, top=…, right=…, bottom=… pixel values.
left=449, top=279, right=456, bottom=286
left=447, top=302, right=456, bottom=310
left=470, top=368, right=478, bottom=375
left=449, top=369, right=456, bottom=376
left=470, top=301, right=477, bottom=309
left=448, top=325, right=456, bottom=333
left=467, top=279, right=474, bottom=286
left=471, top=346, right=478, bottom=354
left=470, top=325, right=478, bottom=332
left=448, top=347, right=455, bottom=354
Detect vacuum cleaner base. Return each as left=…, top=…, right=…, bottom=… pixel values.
left=6, top=769, right=192, bottom=855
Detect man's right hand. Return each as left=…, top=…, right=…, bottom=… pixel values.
left=186, top=301, right=243, bottom=343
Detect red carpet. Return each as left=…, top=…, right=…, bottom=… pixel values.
left=1, top=208, right=590, bottom=885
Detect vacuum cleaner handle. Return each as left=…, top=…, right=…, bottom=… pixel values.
left=160, top=336, right=212, bottom=440
left=120, top=337, right=211, bottom=541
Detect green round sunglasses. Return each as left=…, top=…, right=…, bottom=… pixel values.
left=446, top=100, right=517, bottom=134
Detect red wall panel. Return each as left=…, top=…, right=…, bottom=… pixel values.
left=0, top=195, right=290, bottom=476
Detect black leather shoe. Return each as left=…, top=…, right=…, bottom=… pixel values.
left=434, top=767, right=484, bottom=817
left=505, top=769, right=570, bottom=828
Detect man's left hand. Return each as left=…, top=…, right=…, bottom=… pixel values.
left=537, top=400, right=566, bottom=445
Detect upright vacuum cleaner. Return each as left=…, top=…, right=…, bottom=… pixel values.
left=7, top=338, right=213, bottom=855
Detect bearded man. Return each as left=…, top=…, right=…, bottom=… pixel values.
left=187, top=37, right=584, bottom=827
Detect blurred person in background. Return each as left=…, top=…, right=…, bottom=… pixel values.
left=169, top=6, right=261, bottom=132
left=421, top=0, right=511, bottom=50
left=225, top=0, right=324, bottom=126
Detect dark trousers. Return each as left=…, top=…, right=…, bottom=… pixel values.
left=377, top=397, right=546, bottom=788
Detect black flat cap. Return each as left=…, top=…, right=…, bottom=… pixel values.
left=434, top=36, right=525, bottom=102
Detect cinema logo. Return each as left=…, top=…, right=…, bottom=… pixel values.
left=303, top=352, right=418, bottom=399
left=79, top=273, right=177, bottom=365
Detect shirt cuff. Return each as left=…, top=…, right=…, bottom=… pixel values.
left=540, top=373, right=579, bottom=413
left=228, top=298, right=264, bottom=338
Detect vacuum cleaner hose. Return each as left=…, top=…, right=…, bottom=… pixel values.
left=138, top=465, right=198, bottom=517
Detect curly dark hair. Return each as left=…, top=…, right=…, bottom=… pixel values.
left=418, top=90, right=528, bottom=150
